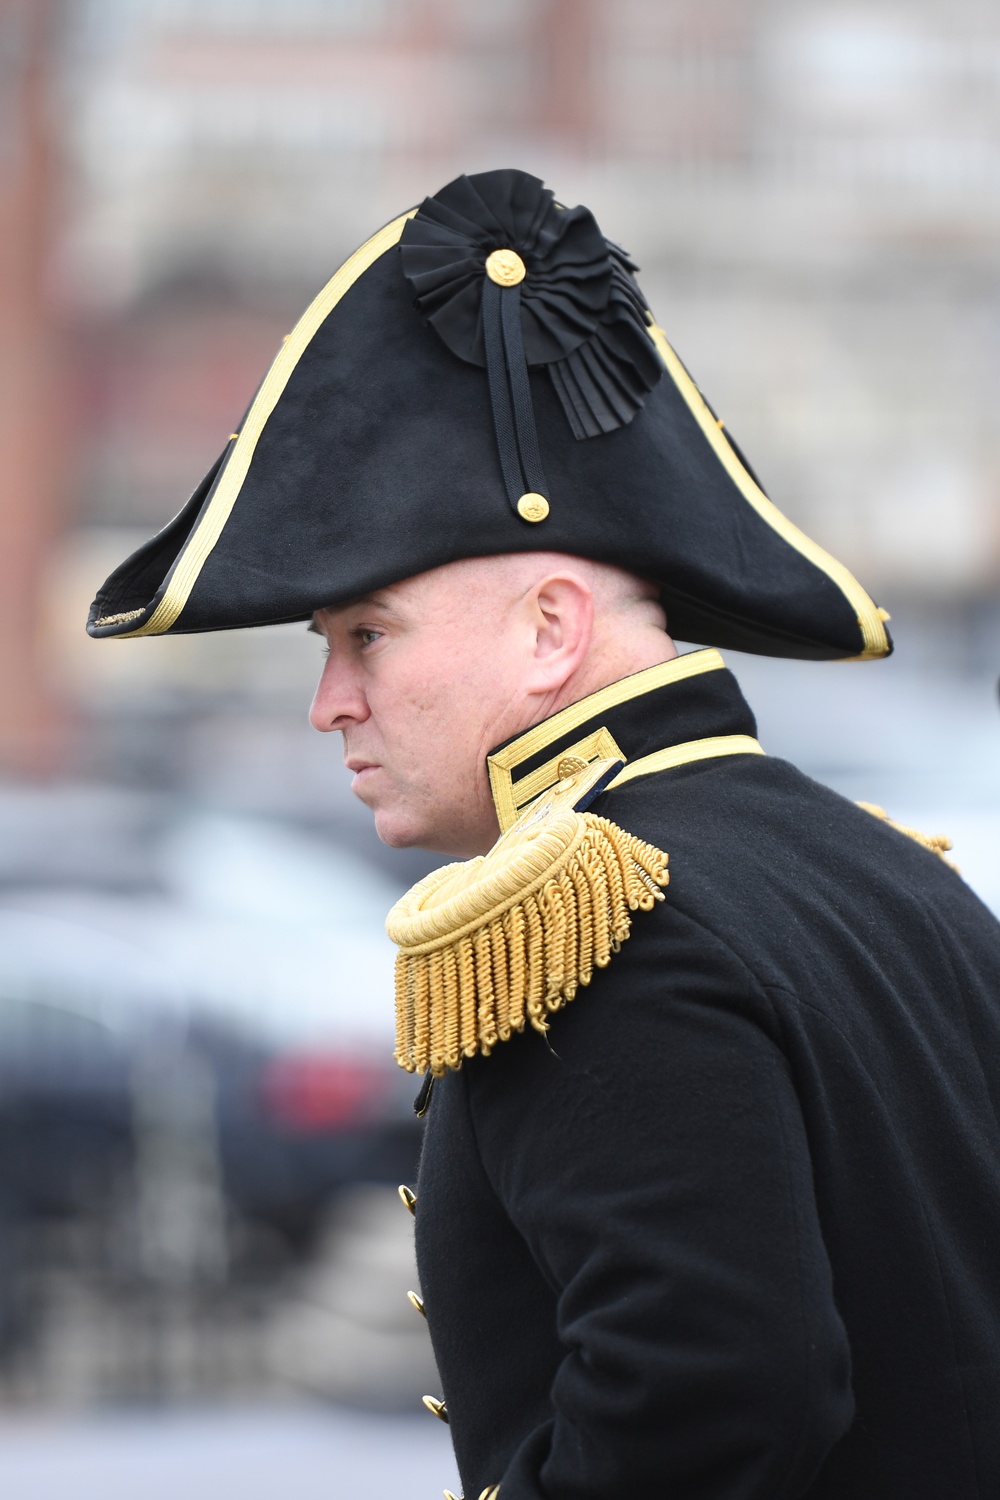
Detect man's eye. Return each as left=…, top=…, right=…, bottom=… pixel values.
left=356, top=629, right=381, bottom=647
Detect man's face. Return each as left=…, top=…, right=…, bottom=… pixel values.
left=309, top=561, right=536, bottom=856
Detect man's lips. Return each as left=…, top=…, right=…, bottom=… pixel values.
left=345, top=758, right=381, bottom=795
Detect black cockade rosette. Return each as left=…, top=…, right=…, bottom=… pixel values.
left=399, top=169, right=663, bottom=520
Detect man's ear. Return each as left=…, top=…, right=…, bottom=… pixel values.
left=525, top=573, right=594, bottom=694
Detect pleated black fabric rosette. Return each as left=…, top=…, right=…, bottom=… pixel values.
left=399, top=169, right=664, bottom=517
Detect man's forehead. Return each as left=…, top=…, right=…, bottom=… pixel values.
left=308, top=553, right=612, bottom=634
left=308, top=560, right=501, bottom=632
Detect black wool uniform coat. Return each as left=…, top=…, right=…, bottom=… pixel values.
left=411, top=650, right=1000, bottom=1500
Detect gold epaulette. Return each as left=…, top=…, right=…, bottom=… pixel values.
left=387, top=758, right=669, bottom=1077
left=858, top=801, right=958, bottom=870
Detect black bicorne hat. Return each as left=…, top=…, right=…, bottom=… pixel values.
left=87, top=168, right=891, bottom=661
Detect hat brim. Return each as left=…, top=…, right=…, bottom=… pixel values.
left=88, top=210, right=889, bottom=663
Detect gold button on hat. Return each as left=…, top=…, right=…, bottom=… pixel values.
left=516, top=492, right=549, bottom=523
left=485, top=248, right=526, bottom=286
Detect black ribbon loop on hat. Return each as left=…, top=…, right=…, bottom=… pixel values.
left=400, top=170, right=665, bottom=508
left=482, top=277, right=549, bottom=514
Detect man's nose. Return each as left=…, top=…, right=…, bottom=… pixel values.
left=309, top=656, right=370, bottom=732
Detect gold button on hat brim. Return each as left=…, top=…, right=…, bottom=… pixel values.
left=517, top=492, right=549, bottom=523
left=485, top=248, right=526, bottom=286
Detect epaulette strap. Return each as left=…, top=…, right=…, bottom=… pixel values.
left=858, top=801, right=958, bottom=871
left=387, top=762, right=668, bottom=1077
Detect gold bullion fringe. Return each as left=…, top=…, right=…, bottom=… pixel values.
left=857, top=802, right=958, bottom=871
left=393, top=814, right=668, bottom=1077
left=93, top=607, right=145, bottom=628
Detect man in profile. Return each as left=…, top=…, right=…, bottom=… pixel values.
left=89, top=170, right=1000, bottom=1499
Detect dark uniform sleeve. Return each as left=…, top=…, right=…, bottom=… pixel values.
left=465, top=907, right=854, bottom=1500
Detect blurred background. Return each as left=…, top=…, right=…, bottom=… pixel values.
left=0, top=0, right=998, bottom=1494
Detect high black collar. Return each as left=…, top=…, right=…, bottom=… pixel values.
left=487, top=649, right=760, bottom=831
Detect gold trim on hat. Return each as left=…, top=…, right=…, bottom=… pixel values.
left=646, top=323, right=890, bottom=661
left=117, top=210, right=417, bottom=638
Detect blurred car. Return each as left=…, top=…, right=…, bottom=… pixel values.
left=217, top=1034, right=421, bottom=1249
left=0, top=985, right=419, bottom=1367
left=0, top=806, right=427, bottom=1388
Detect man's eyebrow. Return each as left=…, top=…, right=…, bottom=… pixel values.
left=307, top=594, right=400, bottom=634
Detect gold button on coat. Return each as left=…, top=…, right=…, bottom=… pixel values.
left=398, top=1183, right=417, bottom=1215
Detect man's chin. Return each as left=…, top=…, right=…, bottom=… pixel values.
left=373, top=812, right=422, bottom=849
left=373, top=807, right=473, bottom=858
left=354, top=779, right=426, bottom=850
left=371, top=799, right=433, bottom=850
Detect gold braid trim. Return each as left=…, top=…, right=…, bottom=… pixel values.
left=93, top=608, right=145, bottom=628
left=387, top=806, right=669, bottom=1077
left=858, top=802, right=959, bottom=871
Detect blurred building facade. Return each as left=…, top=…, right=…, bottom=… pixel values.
left=0, top=0, right=995, bottom=778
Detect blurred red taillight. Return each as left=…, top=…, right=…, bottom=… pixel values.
left=259, top=1053, right=390, bottom=1132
